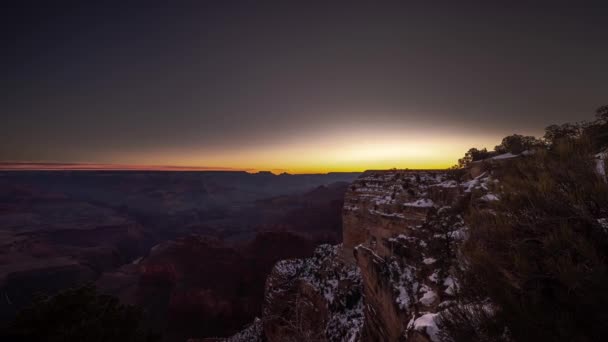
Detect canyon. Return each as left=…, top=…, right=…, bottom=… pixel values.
left=0, top=171, right=359, bottom=338
left=4, top=149, right=605, bottom=341
left=223, top=161, right=502, bottom=342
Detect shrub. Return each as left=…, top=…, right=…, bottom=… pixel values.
left=440, top=138, right=608, bottom=342
left=494, top=134, right=544, bottom=154
left=458, top=148, right=495, bottom=167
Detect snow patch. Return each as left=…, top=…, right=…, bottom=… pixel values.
left=423, top=257, right=436, bottom=265
left=369, top=209, right=405, bottom=218
left=403, top=198, right=434, bottom=208
left=443, top=276, right=457, bottom=295
left=434, top=180, right=458, bottom=188
left=428, top=270, right=439, bottom=283
left=419, top=286, right=438, bottom=306
left=492, top=152, right=518, bottom=160
left=412, top=313, right=440, bottom=342
left=598, top=218, right=608, bottom=233
left=480, top=193, right=499, bottom=201
left=596, top=152, right=606, bottom=180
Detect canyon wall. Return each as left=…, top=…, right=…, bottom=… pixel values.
left=227, top=167, right=497, bottom=342
left=343, top=170, right=472, bottom=341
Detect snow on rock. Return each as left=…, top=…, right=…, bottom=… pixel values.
left=344, top=170, right=457, bottom=225
left=491, top=152, right=519, bottom=160
left=598, top=218, right=608, bottom=234
left=386, top=258, right=418, bottom=310
left=447, top=226, right=468, bottom=241
left=404, top=198, right=434, bottom=208
left=443, top=276, right=457, bottom=295
left=423, top=257, right=436, bottom=265
left=480, top=193, right=499, bottom=201
left=326, top=300, right=364, bottom=342
left=596, top=151, right=607, bottom=180
left=273, top=258, right=305, bottom=278
left=412, top=313, right=440, bottom=342
left=288, top=245, right=357, bottom=306
left=251, top=169, right=500, bottom=341
left=264, top=244, right=365, bottom=341
left=428, top=270, right=439, bottom=283
left=369, top=209, right=405, bottom=218
left=419, top=285, right=438, bottom=306
left=462, top=172, right=493, bottom=193
left=349, top=169, right=473, bottom=340
left=434, top=180, right=458, bottom=188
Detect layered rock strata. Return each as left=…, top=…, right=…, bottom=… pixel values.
left=228, top=168, right=497, bottom=341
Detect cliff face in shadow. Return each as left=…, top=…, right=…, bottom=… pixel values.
left=231, top=146, right=608, bottom=342
left=345, top=170, right=467, bottom=341
left=227, top=165, right=499, bottom=342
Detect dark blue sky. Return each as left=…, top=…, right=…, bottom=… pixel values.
left=2, top=1, right=607, bottom=171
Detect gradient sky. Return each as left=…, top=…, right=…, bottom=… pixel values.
left=2, top=1, right=607, bottom=173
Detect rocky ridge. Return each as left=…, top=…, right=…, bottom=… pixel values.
left=227, top=166, right=499, bottom=341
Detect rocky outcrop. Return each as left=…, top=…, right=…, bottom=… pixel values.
left=342, top=171, right=462, bottom=259
left=259, top=244, right=363, bottom=342
left=229, top=168, right=497, bottom=341
left=346, top=171, right=470, bottom=342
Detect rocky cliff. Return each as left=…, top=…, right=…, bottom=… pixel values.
left=344, top=170, right=471, bottom=342
left=227, top=167, right=497, bottom=342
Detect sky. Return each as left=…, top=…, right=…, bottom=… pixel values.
left=2, top=1, right=607, bottom=173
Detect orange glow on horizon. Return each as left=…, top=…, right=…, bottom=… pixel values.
left=94, top=127, right=503, bottom=173
left=1, top=133, right=503, bottom=174
left=1, top=124, right=520, bottom=174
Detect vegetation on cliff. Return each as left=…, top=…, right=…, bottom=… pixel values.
left=226, top=107, right=608, bottom=342
left=440, top=107, right=608, bottom=341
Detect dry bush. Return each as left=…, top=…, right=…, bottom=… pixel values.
left=440, top=137, right=608, bottom=342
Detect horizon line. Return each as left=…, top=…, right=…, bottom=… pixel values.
left=0, top=162, right=252, bottom=172
left=0, top=162, right=367, bottom=174
left=0, top=162, right=451, bottom=174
